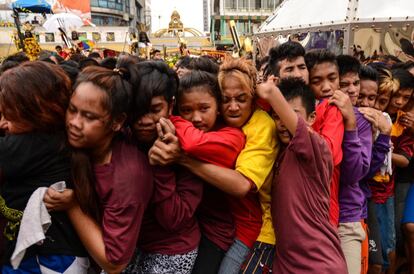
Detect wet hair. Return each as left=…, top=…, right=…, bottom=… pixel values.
left=71, top=63, right=137, bottom=221
left=188, top=56, right=219, bottom=74
left=177, top=70, right=221, bottom=107
left=100, top=57, right=117, bottom=70
left=0, top=61, right=71, bottom=133
left=278, top=77, right=316, bottom=116
left=130, top=61, right=178, bottom=122
left=392, top=68, right=414, bottom=90
left=305, top=49, right=338, bottom=71
left=78, top=57, right=100, bottom=70
left=359, top=65, right=378, bottom=83
left=218, top=57, right=257, bottom=97
left=336, top=55, right=361, bottom=77
left=268, top=41, right=306, bottom=77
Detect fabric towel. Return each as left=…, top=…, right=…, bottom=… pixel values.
left=11, top=181, right=66, bottom=269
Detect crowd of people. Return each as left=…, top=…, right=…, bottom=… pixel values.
left=0, top=40, right=413, bottom=274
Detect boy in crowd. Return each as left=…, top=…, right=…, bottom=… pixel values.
left=256, top=76, right=347, bottom=274
left=304, top=49, right=345, bottom=227
left=358, top=65, right=392, bottom=274
left=336, top=55, right=373, bottom=274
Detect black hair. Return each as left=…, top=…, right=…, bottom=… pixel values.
left=392, top=68, right=414, bottom=90
left=177, top=70, right=221, bottom=106
left=268, top=41, right=305, bottom=76
left=4, top=52, right=29, bottom=64
left=60, top=60, right=79, bottom=68
left=256, top=55, right=269, bottom=70
left=88, top=52, right=101, bottom=59
left=403, top=61, right=414, bottom=72
left=336, top=54, right=361, bottom=77
left=152, top=49, right=161, bottom=54
left=277, top=77, right=316, bottom=116
left=359, top=65, right=378, bottom=83
left=305, top=49, right=338, bottom=71
left=55, top=45, right=62, bottom=50
left=39, top=57, right=55, bottom=64
left=176, top=56, right=192, bottom=69
left=60, top=63, right=79, bottom=86
left=188, top=56, right=219, bottom=74
left=78, top=57, right=100, bottom=70
left=100, top=57, right=117, bottom=70
left=130, top=61, right=178, bottom=122
left=0, top=61, right=20, bottom=75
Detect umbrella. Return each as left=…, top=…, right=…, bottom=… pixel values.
left=43, top=13, right=83, bottom=32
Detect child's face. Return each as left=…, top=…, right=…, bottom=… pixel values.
left=374, top=93, right=391, bottom=112
left=275, top=97, right=315, bottom=145
left=358, top=79, right=378, bottom=108
left=277, top=56, right=309, bottom=84
left=66, top=82, right=113, bottom=149
left=221, top=76, right=254, bottom=128
left=339, top=72, right=360, bottom=106
left=386, top=88, right=413, bottom=115
left=178, top=87, right=219, bottom=132
left=309, top=62, right=340, bottom=100
left=133, top=96, right=172, bottom=144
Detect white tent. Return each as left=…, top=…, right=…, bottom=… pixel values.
left=255, top=0, right=414, bottom=55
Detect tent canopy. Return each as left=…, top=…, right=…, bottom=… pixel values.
left=11, top=0, right=51, bottom=13
left=256, top=0, right=414, bottom=36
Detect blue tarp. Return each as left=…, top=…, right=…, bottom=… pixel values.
left=11, top=0, right=51, bottom=13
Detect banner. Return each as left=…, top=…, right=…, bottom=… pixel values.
left=52, top=0, right=91, bottom=25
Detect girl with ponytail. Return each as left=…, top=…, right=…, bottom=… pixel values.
left=45, top=62, right=153, bottom=274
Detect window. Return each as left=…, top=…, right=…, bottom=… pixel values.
left=106, top=32, right=115, bottom=41
left=92, top=32, right=101, bottom=41
left=224, top=0, right=236, bottom=9
left=45, top=33, right=54, bottom=42
left=238, top=0, right=248, bottom=9
left=77, top=32, right=87, bottom=39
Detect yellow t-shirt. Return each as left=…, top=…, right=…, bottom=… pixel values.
left=236, top=109, right=279, bottom=244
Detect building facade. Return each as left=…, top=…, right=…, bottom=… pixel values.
left=90, top=0, right=146, bottom=28
left=210, top=0, right=280, bottom=46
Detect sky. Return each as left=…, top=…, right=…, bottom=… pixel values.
left=149, top=0, right=205, bottom=34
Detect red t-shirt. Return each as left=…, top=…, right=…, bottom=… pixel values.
left=312, top=100, right=344, bottom=227
left=273, top=117, right=347, bottom=273
left=94, top=138, right=153, bottom=264
left=171, top=116, right=246, bottom=251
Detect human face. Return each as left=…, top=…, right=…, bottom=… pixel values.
left=340, top=72, right=360, bottom=105
left=309, top=62, right=340, bottom=99
left=275, top=97, right=315, bottom=145
left=374, top=93, right=391, bottom=112
left=178, top=87, right=218, bottom=132
left=133, top=96, right=171, bottom=144
left=154, top=52, right=162, bottom=60
left=386, top=88, right=413, bottom=115
left=221, top=76, right=254, bottom=128
left=278, top=56, right=309, bottom=84
left=66, top=82, right=114, bottom=150
left=358, top=79, right=378, bottom=107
